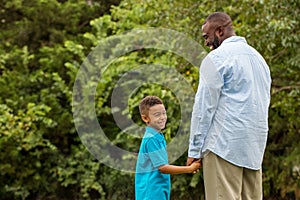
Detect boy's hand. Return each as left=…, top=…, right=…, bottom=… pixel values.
left=190, top=159, right=202, bottom=173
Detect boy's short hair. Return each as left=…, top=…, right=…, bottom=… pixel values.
left=139, top=96, right=163, bottom=116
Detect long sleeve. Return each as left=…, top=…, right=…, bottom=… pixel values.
left=188, top=56, right=222, bottom=158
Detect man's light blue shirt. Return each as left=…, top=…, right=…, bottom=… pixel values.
left=188, top=36, right=271, bottom=170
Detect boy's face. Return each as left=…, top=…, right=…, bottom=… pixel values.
left=142, top=104, right=167, bottom=132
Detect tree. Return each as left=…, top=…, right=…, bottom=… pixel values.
left=82, top=0, right=300, bottom=198
left=0, top=0, right=120, bottom=199
left=0, top=0, right=299, bottom=199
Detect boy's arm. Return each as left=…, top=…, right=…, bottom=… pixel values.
left=158, top=161, right=201, bottom=175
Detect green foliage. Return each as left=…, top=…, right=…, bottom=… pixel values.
left=0, top=0, right=121, bottom=199
left=0, top=103, right=57, bottom=199
left=0, top=0, right=299, bottom=199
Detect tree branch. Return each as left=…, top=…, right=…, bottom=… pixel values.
left=272, top=84, right=300, bottom=95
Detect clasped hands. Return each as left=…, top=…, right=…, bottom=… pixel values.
left=187, top=157, right=202, bottom=174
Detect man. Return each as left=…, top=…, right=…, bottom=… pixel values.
left=187, top=12, right=271, bottom=199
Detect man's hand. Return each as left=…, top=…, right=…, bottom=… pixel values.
left=186, top=157, right=199, bottom=166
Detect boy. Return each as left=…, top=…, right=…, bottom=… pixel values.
left=135, top=96, right=201, bottom=200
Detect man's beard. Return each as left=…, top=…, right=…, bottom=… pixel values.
left=211, top=35, right=220, bottom=50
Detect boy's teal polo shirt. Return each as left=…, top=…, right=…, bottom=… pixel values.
left=135, top=126, right=170, bottom=200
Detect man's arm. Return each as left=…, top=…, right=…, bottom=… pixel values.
left=187, top=56, right=223, bottom=161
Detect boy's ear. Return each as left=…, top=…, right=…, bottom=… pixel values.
left=141, top=114, right=149, bottom=123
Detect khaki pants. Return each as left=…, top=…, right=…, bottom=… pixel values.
left=203, top=152, right=262, bottom=200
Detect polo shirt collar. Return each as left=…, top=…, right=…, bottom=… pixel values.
left=144, top=126, right=161, bottom=138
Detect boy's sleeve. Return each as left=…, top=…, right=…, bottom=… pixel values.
left=146, top=138, right=168, bottom=168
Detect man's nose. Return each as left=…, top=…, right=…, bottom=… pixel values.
left=204, top=40, right=209, bottom=47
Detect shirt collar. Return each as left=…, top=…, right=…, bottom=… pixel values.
left=144, top=126, right=161, bottom=138
left=222, top=36, right=247, bottom=45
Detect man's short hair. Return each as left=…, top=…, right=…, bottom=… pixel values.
left=203, top=12, right=232, bottom=26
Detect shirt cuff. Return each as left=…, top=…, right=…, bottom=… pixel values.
left=188, top=147, right=201, bottom=159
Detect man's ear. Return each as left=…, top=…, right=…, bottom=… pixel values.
left=141, top=114, right=149, bottom=123
left=216, top=26, right=224, bottom=37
